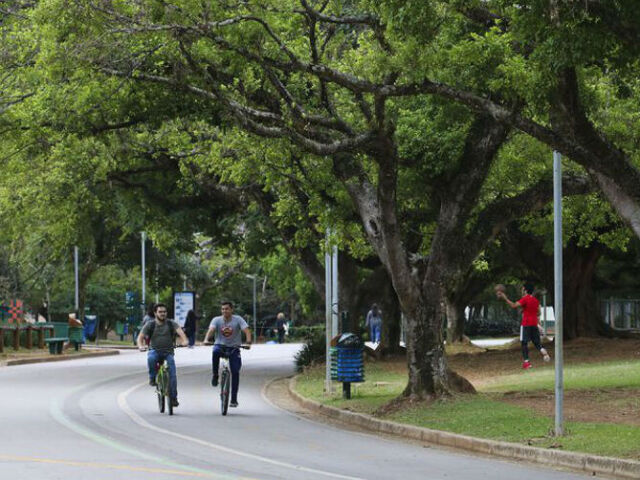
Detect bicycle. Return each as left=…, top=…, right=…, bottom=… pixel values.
left=216, top=344, right=250, bottom=416
left=155, top=359, right=173, bottom=415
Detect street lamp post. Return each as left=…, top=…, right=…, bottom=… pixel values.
left=74, top=246, right=79, bottom=312
left=553, top=150, right=564, bottom=436
left=245, top=274, right=258, bottom=341
left=141, top=232, right=146, bottom=316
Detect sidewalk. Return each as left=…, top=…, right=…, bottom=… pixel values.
left=287, top=376, right=640, bottom=479
left=1, top=349, right=119, bottom=366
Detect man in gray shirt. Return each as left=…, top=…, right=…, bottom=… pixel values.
left=204, top=301, right=252, bottom=408
left=137, top=303, right=188, bottom=407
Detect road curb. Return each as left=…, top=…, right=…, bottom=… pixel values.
left=4, top=350, right=119, bottom=366
left=288, top=376, right=640, bottom=479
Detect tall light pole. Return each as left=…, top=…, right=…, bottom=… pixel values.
left=155, top=262, right=159, bottom=303
left=331, top=243, right=339, bottom=337
left=245, top=274, right=258, bottom=341
left=553, top=151, right=564, bottom=436
left=141, top=232, right=146, bottom=317
left=74, top=246, right=79, bottom=313
left=324, top=228, right=339, bottom=394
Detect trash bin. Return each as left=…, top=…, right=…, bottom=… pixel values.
left=83, top=315, right=97, bottom=341
left=331, top=333, right=364, bottom=399
left=115, top=321, right=128, bottom=340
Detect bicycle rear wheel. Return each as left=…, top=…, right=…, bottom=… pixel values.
left=156, top=365, right=166, bottom=413
left=161, top=369, right=173, bottom=415
left=157, top=371, right=165, bottom=413
left=220, top=369, right=230, bottom=416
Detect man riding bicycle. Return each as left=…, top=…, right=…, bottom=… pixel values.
left=136, top=303, right=188, bottom=407
left=204, top=301, right=252, bottom=408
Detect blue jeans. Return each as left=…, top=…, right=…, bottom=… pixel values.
left=147, top=350, right=178, bottom=400
left=370, top=325, right=381, bottom=343
left=187, top=330, right=196, bottom=347
left=212, top=345, right=242, bottom=403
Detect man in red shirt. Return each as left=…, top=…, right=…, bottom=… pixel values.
left=497, top=283, right=550, bottom=369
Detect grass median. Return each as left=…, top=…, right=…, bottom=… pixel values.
left=293, top=337, right=640, bottom=460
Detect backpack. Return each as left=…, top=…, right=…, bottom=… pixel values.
left=146, top=320, right=177, bottom=344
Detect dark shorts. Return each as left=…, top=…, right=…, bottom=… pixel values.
left=520, top=325, right=541, bottom=345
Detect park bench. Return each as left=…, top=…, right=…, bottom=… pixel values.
left=68, top=326, right=84, bottom=350
left=42, top=323, right=84, bottom=354
left=44, top=337, right=67, bottom=354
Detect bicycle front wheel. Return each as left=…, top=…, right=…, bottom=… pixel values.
left=220, top=369, right=230, bottom=416
left=157, top=390, right=165, bottom=413
left=161, top=369, right=173, bottom=415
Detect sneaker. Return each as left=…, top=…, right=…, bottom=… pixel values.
left=171, top=398, right=179, bottom=407
left=522, top=361, right=532, bottom=369
left=229, top=401, right=238, bottom=408
left=149, top=379, right=157, bottom=387
left=211, top=375, right=218, bottom=387
left=543, top=353, right=551, bottom=362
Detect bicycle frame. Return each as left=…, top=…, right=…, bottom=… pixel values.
left=219, top=356, right=231, bottom=415
left=216, top=345, right=249, bottom=416
left=155, top=359, right=173, bottom=415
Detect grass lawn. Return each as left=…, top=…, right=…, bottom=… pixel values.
left=294, top=338, right=640, bottom=460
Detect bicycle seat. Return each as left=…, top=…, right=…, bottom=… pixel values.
left=219, top=346, right=239, bottom=358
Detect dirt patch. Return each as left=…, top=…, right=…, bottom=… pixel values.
left=500, top=388, right=640, bottom=426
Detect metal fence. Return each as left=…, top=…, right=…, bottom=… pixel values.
left=600, top=299, right=640, bottom=331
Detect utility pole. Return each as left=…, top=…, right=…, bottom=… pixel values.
left=553, top=151, right=564, bottom=436
left=325, top=229, right=332, bottom=394
left=74, top=246, right=79, bottom=312
left=141, top=232, right=146, bottom=318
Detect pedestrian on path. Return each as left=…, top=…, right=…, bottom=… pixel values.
left=183, top=309, right=197, bottom=348
left=276, top=312, right=287, bottom=344
left=142, top=304, right=155, bottom=325
left=496, top=283, right=550, bottom=369
left=365, top=304, right=382, bottom=344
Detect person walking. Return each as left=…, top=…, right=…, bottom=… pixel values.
left=497, top=283, right=551, bottom=369
left=183, top=309, right=198, bottom=348
left=204, top=301, right=252, bottom=408
left=137, top=303, right=188, bottom=407
left=142, top=303, right=155, bottom=325
left=365, top=304, right=382, bottom=344
left=276, top=312, right=287, bottom=344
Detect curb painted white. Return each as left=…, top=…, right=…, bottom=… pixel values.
left=5, top=350, right=119, bottom=366
left=288, top=377, right=640, bottom=479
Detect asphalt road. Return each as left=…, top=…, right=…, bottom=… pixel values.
left=0, top=344, right=597, bottom=480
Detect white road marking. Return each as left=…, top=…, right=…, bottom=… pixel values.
left=118, top=382, right=366, bottom=480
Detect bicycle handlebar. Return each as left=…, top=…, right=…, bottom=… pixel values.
left=202, top=341, right=251, bottom=349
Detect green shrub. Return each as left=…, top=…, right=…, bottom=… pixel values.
left=288, top=324, right=325, bottom=340
left=294, top=327, right=326, bottom=372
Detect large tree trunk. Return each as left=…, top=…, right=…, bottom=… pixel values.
left=444, top=296, right=467, bottom=344
left=403, top=275, right=475, bottom=398
left=563, top=243, right=603, bottom=339
left=334, top=149, right=471, bottom=398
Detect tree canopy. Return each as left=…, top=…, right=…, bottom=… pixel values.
left=1, top=0, right=639, bottom=400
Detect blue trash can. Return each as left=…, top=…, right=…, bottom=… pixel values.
left=331, top=333, right=364, bottom=399
left=84, top=315, right=97, bottom=340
